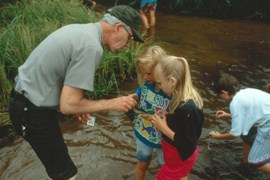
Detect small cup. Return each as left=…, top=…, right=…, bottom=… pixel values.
left=87, top=116, right=96, bottom=126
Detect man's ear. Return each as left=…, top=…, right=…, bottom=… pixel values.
left=169, top=77, right=177, bottom=87
left=114, top=23, right=123, bottom=31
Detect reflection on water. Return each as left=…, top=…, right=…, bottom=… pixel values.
left=1, top=12, right=270, bottom=179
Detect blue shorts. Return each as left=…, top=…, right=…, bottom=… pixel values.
left=9, top=89, right=77, bottom=179
left=136, top=138, right=164, bottom=165
left=142, top=3, right=157, bottom=13
left=248, top=120, right=270, bottom=167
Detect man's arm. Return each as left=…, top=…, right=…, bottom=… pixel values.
left=60, top=85, right=137, bottom=114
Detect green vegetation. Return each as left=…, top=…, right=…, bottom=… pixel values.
left=0, top=0, right=146, bottom=109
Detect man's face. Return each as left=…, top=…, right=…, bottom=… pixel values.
left=107, top=24, right=133, bottom=52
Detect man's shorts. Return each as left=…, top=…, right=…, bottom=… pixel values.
left=136, top=138, right=164, bottom=165
left=9, top=89, right=77, bottom=179
left=248, top=120, right=270, bottom=168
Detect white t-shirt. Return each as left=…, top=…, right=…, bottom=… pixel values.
left=230, top=88, right=270, bottom=136
left=15, top=23, right=103, bottom=108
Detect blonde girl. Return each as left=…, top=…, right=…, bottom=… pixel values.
left=129, top=45, right=171, bottom=180
left=152, top=56, right=204, bottom=180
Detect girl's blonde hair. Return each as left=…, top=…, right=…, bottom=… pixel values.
left=135, top=45, right=166, bottom=85
left=155, top=56, right=203, bottom=113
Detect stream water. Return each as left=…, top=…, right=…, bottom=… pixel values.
left=1, top=9, right=270, bottom=180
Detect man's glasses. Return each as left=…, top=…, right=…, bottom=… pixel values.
left=123, top=25, right=134, bottom=40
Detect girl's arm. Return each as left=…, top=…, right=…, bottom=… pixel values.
left=152, top=113, right=175, bottom=140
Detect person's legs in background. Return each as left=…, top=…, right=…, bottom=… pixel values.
left=140, top=9, right=150, bottom=29
left=149, top=8, right=156, bottom=27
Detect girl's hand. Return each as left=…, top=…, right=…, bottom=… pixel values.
left=141, top=109, right=169, bottom=122
left=77, top=113, right=91, bottom=124
left=141, top=114, right=153, bottom=121
left=152, top=112, right=175, bottom=141
left=156, top=109, right=169, bottom=117
left=215, top=110, right=231, bottom=119
left=151, top=112, right=167, bottom=131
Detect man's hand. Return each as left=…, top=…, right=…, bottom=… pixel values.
left=110, top=96, right=137, bottom=112
left=77, top=113, right=91, bottom=124
left=60, top=85, right=137, bottom=114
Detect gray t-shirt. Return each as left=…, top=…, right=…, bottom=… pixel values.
left=15, top=23, right=103, bottom=108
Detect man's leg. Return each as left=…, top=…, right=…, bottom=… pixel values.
left=25, top=107, right=77, bottom=179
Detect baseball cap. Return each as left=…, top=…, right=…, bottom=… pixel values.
left=107, top=5, right=144, bottom=43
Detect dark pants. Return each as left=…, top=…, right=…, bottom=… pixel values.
left=9, top=89, right=77, bottom=180
left=240, top=126, right=257, bottom=146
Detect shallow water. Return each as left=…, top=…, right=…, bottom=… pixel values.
left=1, top=11, right=270, bottom=180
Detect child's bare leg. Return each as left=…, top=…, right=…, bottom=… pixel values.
left=149, top=9, right=156, bottom=27
left=135, top=161, right=150, bottom=180
left=242, top=142, right=251, bottom=164
left=180, top=176, right=188, bottom=180
left=257, top=163, right=270, bottom=174
left=150, top=26, right=155, bottom=36
left=140, top=10, right=149, bottom=29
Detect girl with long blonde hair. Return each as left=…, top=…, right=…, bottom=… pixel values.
left=152, top=55, right=204, bottom=180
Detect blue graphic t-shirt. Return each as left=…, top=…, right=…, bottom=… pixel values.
left=134, top=82, right=171, bottom=148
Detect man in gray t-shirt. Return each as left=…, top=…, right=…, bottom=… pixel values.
left=9, top=5, right=143, bottom=180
